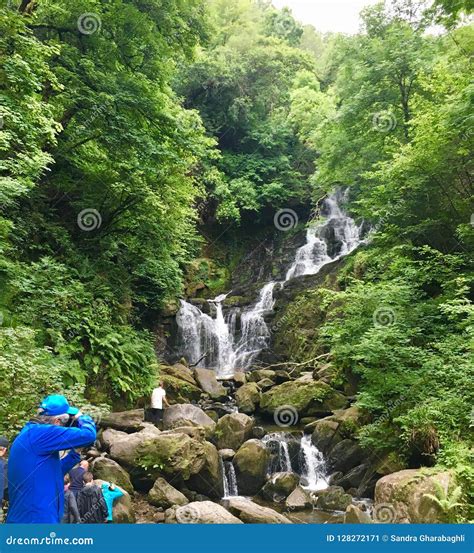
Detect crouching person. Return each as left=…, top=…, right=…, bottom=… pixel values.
left=77, top=472, right=108, bottom=523
left=7, top=395, right=96, bottom=524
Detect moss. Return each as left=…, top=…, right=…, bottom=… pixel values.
left=260, top=380, right=333, bottom=413
left=160, top=374, right=201, bottom=403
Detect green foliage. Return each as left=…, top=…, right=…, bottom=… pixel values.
left=423, top=482, right=463, bottom=523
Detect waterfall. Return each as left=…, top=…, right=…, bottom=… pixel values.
left=262, top=433, right=295, bottom=474
left=285, top=188, right=362, bottom=281
left=223, top=461, right=238, bottom=498
left=176, top=188, right=363, bottom=376
left=299, top=434, right=329, bottom=491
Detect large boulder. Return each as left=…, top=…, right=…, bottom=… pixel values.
left=160, top=374, right=202, bottom=404
left=161, top=364, right=197, bottom=386
left=344, top=504, right=372, bottom=523
left=310, top=419, right=342, bottom=454
left=194, top=368, right=227, bottom=400
left=100, top=409, right=145, bottom=433
left=105, top=425, right=161, bottom=466
left=225, top=497, right=292, bottom=524
left=235, top=383, right=261, bottom=414
left=326, top=439, right=366, bottom=473
left=165, top=501, right=242, bottom=524
left=163, top=404, right=216, bottom=433
left=94, top=479, right=135, bottom=523
left=260, top=380, right=348, bottom=419
left=215, top=413, right=254, bottom=450
left=233, top=439, right=269, bottom=495
left=314, top=486, right=353, bottom=512
left=187, top=440, right=224, bottom=499
left=134, top=433, right=207, bottom=481
left=374, top=469, right=455, bottom=523
left=285, top=486, right=312, bottom=511
left=332, top=464, right=370, bottom=490
left=261, top=472, right=299, bottom=501
left=90, top=457, right=134, bottom=495
left=148, top=477, right=188, bottom=509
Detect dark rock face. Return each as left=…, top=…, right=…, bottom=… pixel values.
left=331, top=464, right=371, bottom=490
left=326, top=439, right=366, bottom=474
left=314, top=486, right=353, bottom=512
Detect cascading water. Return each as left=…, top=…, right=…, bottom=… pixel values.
left=262, top=433, right=295, bottom=474
left=285, top=188, right=362, bottom=281
left=176, top=188, right=363, bottom=376
left=299, top=434, right=329, bottom=491
left=222, top=459, right=239, bottom=498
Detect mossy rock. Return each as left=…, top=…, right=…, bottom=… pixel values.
left=260, top=380, right=347, bottom=418
left=159, top=374, right=201, bottom=404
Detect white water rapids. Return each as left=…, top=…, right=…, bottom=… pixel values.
left=176, top=188, right=363, bottom=377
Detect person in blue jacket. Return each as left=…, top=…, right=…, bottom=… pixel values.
left=6, top=395, right=97, bottom=524
left=101, top=481, right=124, bottom=523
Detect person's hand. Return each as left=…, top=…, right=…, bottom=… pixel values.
left=76, top=414, right=95, bottom=428
left=110, top=483, right=116, bottom=490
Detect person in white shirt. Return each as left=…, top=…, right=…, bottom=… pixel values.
left=145, top=382, right=169, bottom=426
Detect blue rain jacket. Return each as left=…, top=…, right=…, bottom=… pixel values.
left=101, top=483, right=124, bottom=522
left=6, top=417, right=96, bottom=523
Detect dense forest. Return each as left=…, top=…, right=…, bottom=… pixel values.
left=0, top=0, right=472, bottom=523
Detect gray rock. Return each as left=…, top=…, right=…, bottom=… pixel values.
left=165, top=501, right=243, bottom=524
left=235, top=382, right=261, bottom=414
left=219, top=449, right=236, bottom=461
left=215, top=413, right=254, bottom=450
left=285, top=486, right=312, bottom=510
left=163, top=404, right=216, bottom=432
left=225, top=497, right=292, bottom=524
left=148, top=477, right=189, bottom=509
left=326, top=439, right=366, bottom=473
left=194, top=368, right=227, bottom=400
left=100, top=409, right=145, bottom=433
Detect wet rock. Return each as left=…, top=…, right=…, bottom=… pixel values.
left=235, top=382, right=261, bottom=414
left=148, top=477, right=189, bottom=509
left=165, top=501, right=242, bottom=524
left=90, top=457, right=134, bottom=495
left=233, top=439, right=269, bottom=495
left=261, top=472, right=299, bottom=501
left=314, top=486, right=352, bottom=512
left=374, top=469, right=455, bottom=523
left=160, top=426, right=207, bottom=441
left=225, top=497, right=292, bottom=524
left=163, top=404, right=216, bottom=432
left=194, top=368, right=227, bottom=400
left=215, top=413, right=254, bottom=450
